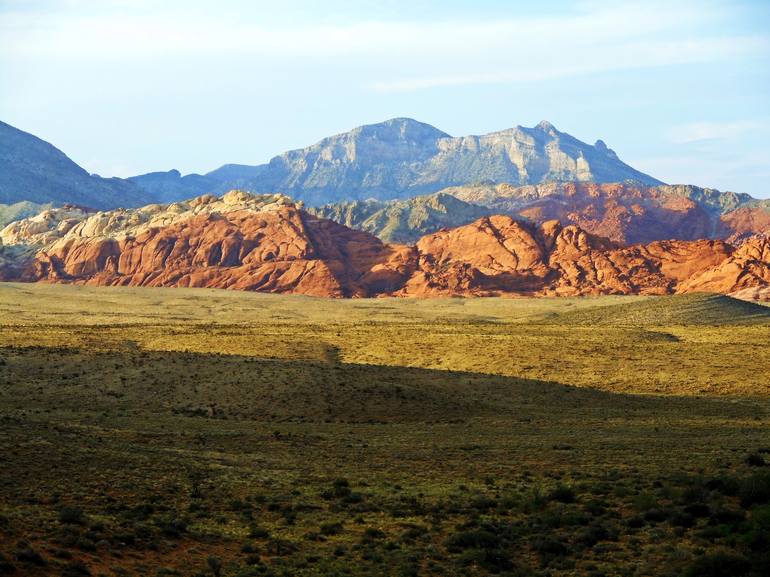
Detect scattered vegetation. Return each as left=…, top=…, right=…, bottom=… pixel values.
left=0, top=284, right=768, bottom=575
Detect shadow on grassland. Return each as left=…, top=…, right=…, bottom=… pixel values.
left=0, top=344, right=764, bottom=424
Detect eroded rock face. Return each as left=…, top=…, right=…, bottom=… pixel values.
left=397, top=217, right=736, bottom=297
left=678, top=236, right=770, bottom=295
left=444, top=181, right=770, bottom=245
left=204, top=119, right=661, bottom=205
left=310, top=182, right=770, bottom=246
left=14, top=203, right=415, bottom=297
left=2, top=191, right=770, bottom=299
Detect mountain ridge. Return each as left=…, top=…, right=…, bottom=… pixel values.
left=0, top=120, right=152, bottom=209
left=307, top=182, right=770, bottom=245
left=128, top=117, right=664, bottom=204
left=2, top=190, right=769, bottom=299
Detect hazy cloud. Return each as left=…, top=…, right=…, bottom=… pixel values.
left=1, top=0, right=767, bottom=93
left=668, top=120, right=763, bottom=144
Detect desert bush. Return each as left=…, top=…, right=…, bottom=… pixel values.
left=739, top=471, right=770, bottom=508
left=684, top=551, right=750, bottom=577
left=745, top=452, right=767, bottom=467
left=320, top=521, right=343, bottom=536
left=0, top=553, right=15, bottom=575
left=361, top=527, right=385, bottom=543
left=531, top=535, right=568, bottom=565
left=14, top=541, right=45, bottom=566
left=249, top=525, right=270, bottom=539
left=61, top=561, right=92, bottom=576
left=59, top=506, right=87, bottom=525
left=548, top=485, right=576, bottom=504
left=445, top=528, right=501, bottom=552
left=206, top=556, right=222, bottom=577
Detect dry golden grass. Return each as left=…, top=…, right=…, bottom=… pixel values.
left=0, top=283, right=769, bottom=577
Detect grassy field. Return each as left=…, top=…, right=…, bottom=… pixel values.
left=0, top=283, right=769, bottom=576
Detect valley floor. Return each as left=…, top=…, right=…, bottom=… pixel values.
left=0, top=284, right=769, bottom=576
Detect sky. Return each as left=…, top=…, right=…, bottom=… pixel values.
left=1, top=0, right=769, bottom=196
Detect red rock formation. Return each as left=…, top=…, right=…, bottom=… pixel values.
left=677, top=236, right=770, bottom=294
left=6, top=199, right=770, bottom=299
left=451, top=182, right=770, bottom=245
left=398, top=217, right=735, bottom=297
left=719, top=207, right=770, bottom=243
left=23, top=207, right=416, bottom=297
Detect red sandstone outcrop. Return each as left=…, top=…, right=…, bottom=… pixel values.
left=446, top=182, right=770, bottom=245
left=2, top=191, right=770, bottom=299
left=20, top=207, right=415, bottom=297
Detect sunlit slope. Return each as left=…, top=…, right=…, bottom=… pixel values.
left=549, top=293, right=770, bottom=326
left=1, top=284, right=768, bottom=396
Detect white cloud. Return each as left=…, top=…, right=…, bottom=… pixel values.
left=0, top=0, right=767, bottom=92
left=667, top=120, right=762, bottom=144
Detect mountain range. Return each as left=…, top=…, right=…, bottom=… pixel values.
left=309, top=182, right=770, bottom=245
left=2, top=117, right=770, bottom=299
left=4, top=116, right=770, bottom=246
left=0, top=120, right=151, bottom=209
left=1, top=117, right=661, bottom=210
left=2, top=190, right=769, bottom=299
left=129, top=118, right=663, bottom=204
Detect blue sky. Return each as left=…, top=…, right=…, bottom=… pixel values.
left=1, top=0, right=769, bottom=196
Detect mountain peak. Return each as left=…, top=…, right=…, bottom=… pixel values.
left=351, top=117, right=450, bottom=141
left=535, top=120, right=557, bottom=132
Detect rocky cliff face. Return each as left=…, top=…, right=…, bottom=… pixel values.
left=234, top=119, right=662, bottom=204
left=307, top=192, right=492, bottom=244
left=398, top=216, right=738, bottom=297
left=128, top=118, right=662, bottom=204
left=445, top=182, right=718, bottom=245
left=309, top=182, right=770, bottom=246
left=443, top=182, right=770, bottom=245
left=3, top=191, right=770, bottom=299
left=0, top=191, right=415, bottom=297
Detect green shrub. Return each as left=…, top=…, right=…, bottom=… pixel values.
left=248, top=525, right=270, bottom=539
left=58, top=506, right=87, bottom=525
left=14, top=542, right=45, bottom=566
left=684, top=551, right=750, bottom=577
left=739, top=471, right=770, bottom=508
left=0, top=553, right=16, bottom=575
left=61, top=561, right=91, bottom=576
left=445, top=529, right=501, bottom=552
left=320, top=521, right=343, bottom=536
left=548, top=485, right=576, bottom=504
left=206, top=556, right=222, bottom=577
left=361, top=527, right=385, bottom=543
left=746, top=452, right=767, bottom=467
left=531, top=535, right=568, bottom=565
